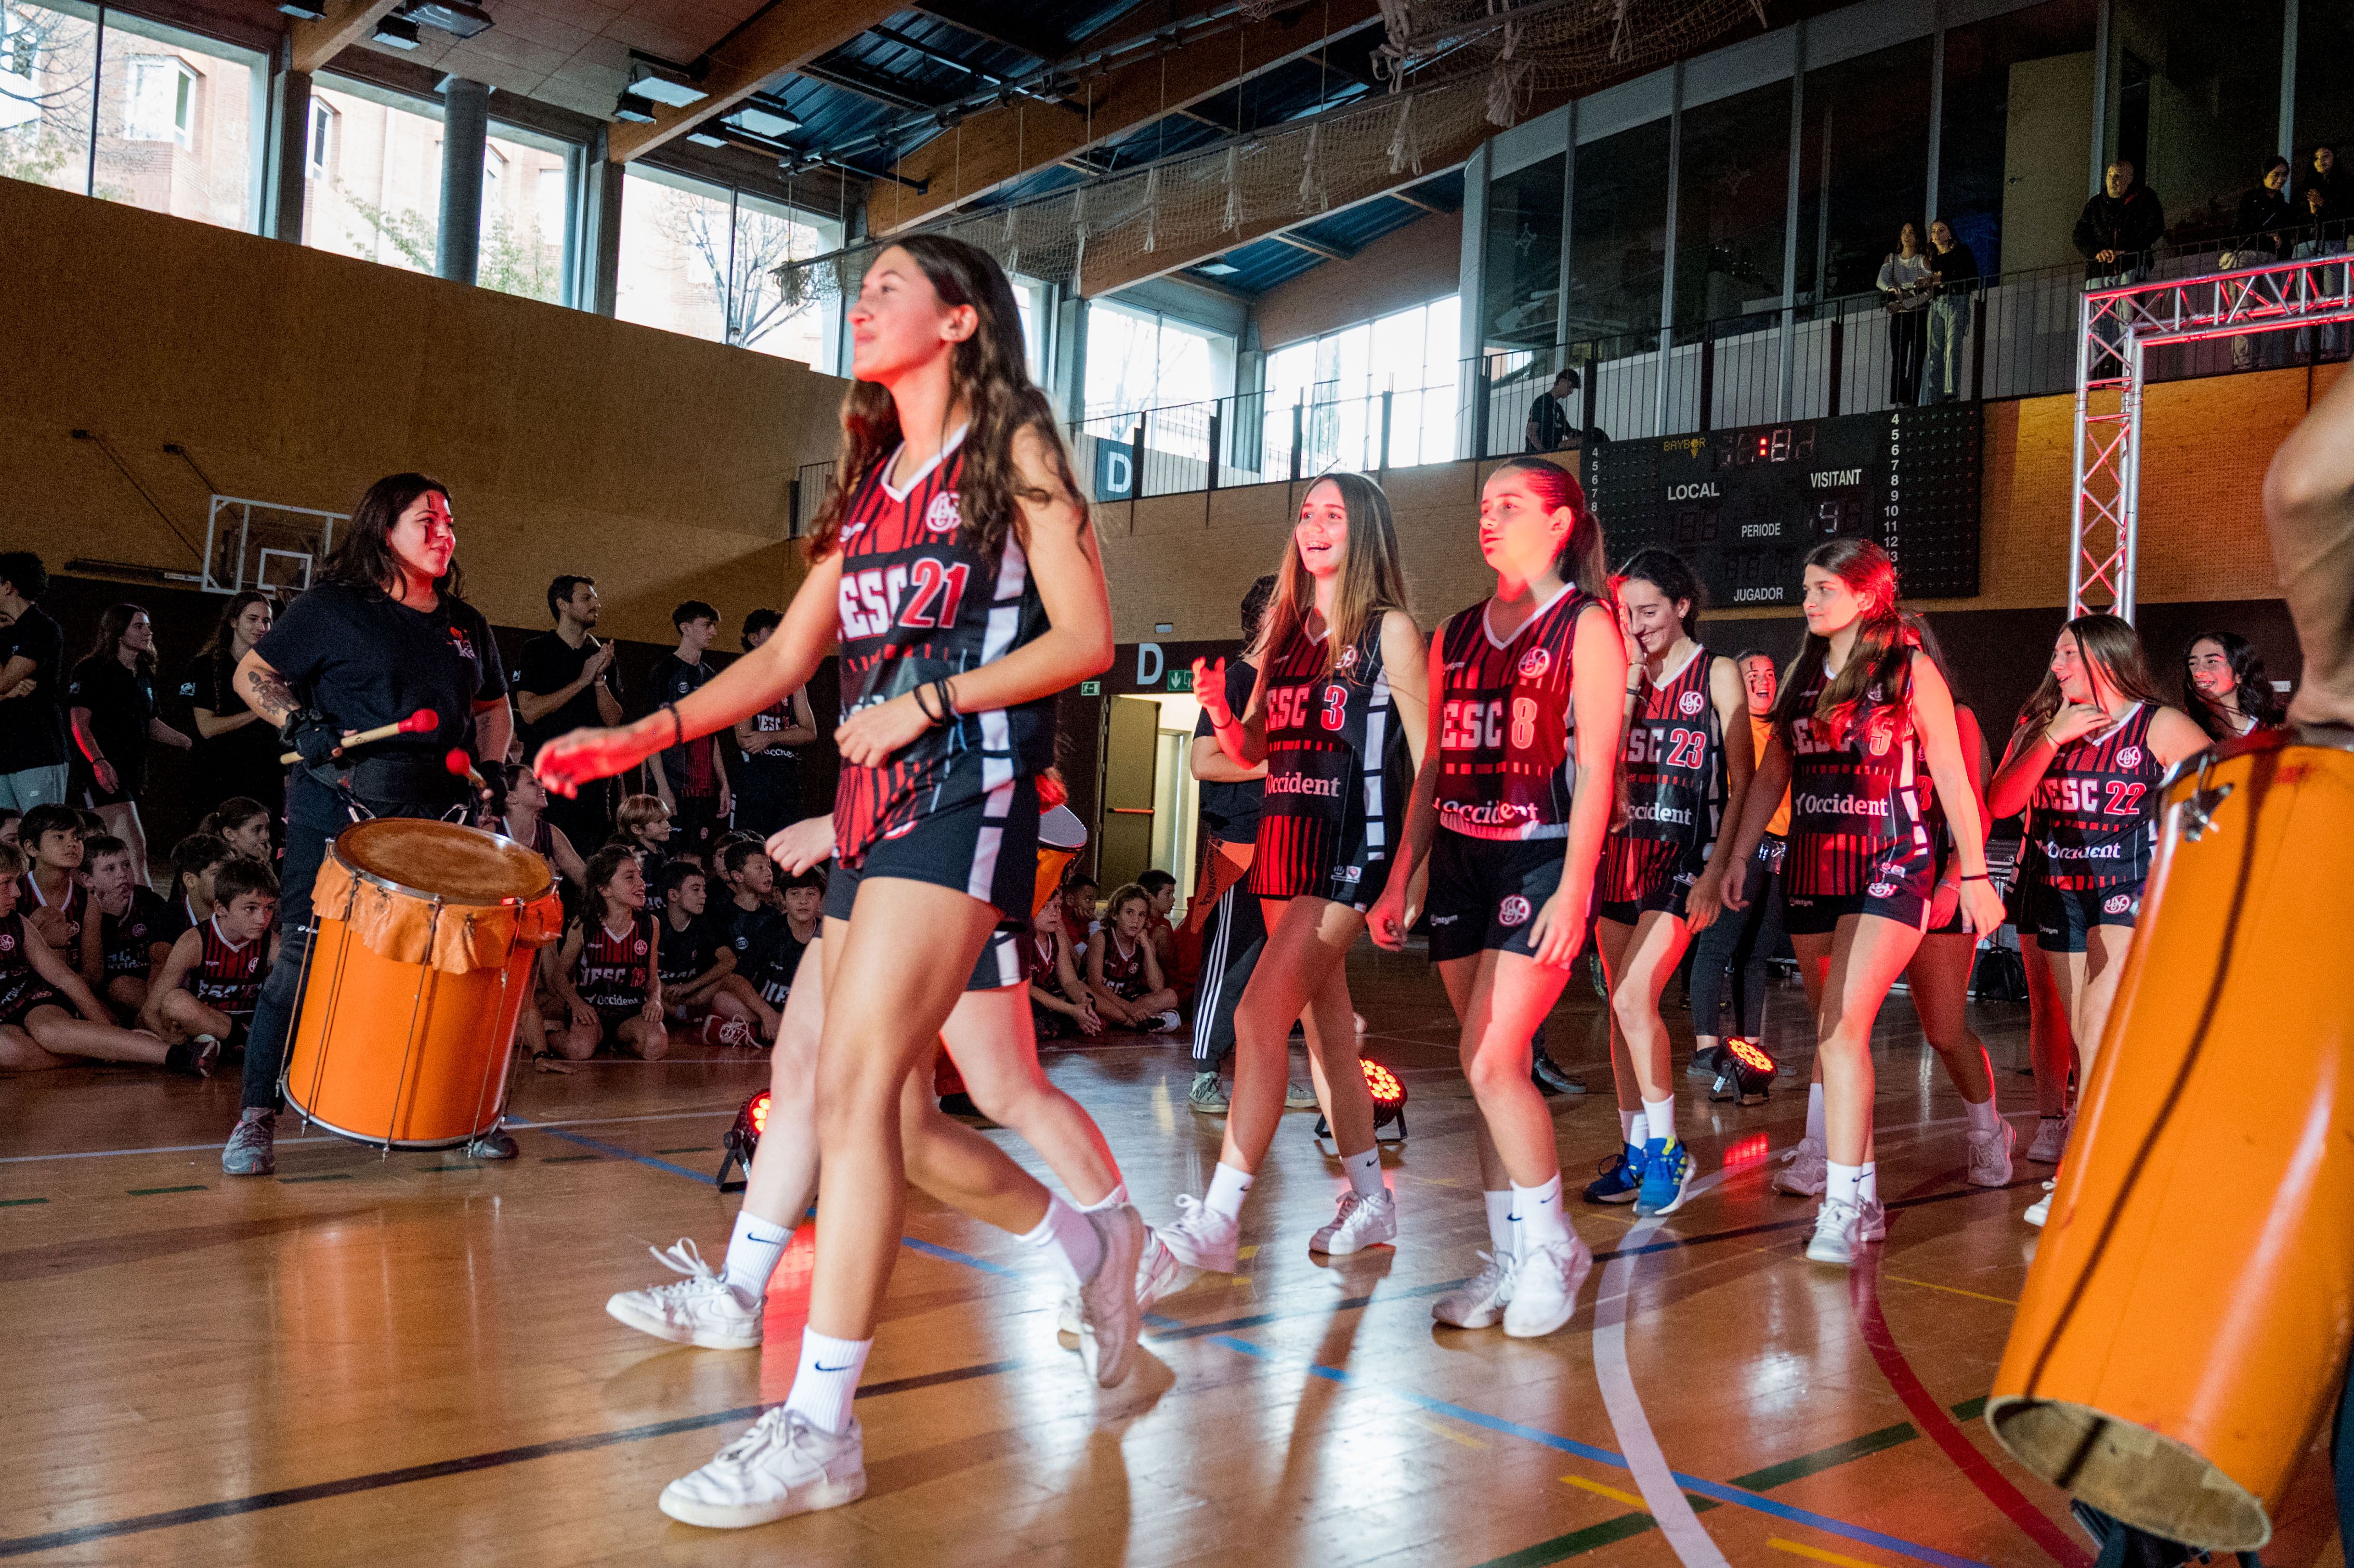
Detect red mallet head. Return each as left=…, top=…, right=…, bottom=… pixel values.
left=398, top=708, right=439, bottom=735
left=444, top=748, right=477, bottom=780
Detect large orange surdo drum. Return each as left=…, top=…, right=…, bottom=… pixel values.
left=1989, top=725, right=2354, bottom=1551
left=282, top=818, right=564, bottom=1149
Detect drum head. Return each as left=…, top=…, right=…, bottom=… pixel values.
left=336, top=818, right=552, bottom=906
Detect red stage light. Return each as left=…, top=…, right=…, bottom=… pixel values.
left=1727, top=1038, right=1776, bottom=1075
left=1361, top=1059, right=1406, bottom=1108
left=717, top=1088, right=771, bottom=1191
left=748, top=1089, right=770, bottom=1136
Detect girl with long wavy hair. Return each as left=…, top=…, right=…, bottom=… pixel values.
left=1986, top=613, right=2206, bottom=1224
left=67, top=604, right=191, bottom=882
left=1163, top=471, right=1429, bottom=1275
left=538, top=236, right=1147, bottom=1528
left=1369, top=457, right=1625, bottom=1337
left=180, top=590, right=282, bottom=819
left=2180, top=629, right=2285, bottom=740
left=1717, top=539, right=2002, bottom=1265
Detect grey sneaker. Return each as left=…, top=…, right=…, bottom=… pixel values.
left=2026, top=1112, right=2073, bottom=1165
left=1187, top=1071, right=1231, bottom=1115
left=465, top=1128, right=519, bottom=1160
left=1284, top=1080, right=1320, bottom=1110
left=223, top=1108, right=277, bottom=1177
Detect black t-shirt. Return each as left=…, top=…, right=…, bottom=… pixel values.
left=99, top=885, right=174, bottom=979
left=0, top=605, right=68, bottom=771
left=1194, top=657, right=1263, bottom=844
left=657, top=910, right=730, bottom=988
left=177, top=650, right=284, bottom=786
left=515, top=632, right=621, bottom=753
left=68, top=656, right=158, bottom=792
left=736, top=694, right=804, bottom=784
left=645, top=655, right=720, bottom=798
left=256, top=583, right=508, bottom=798
left=1527, top=392, right=1571, bottom=452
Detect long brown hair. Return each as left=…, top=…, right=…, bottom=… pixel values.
left=325, top=473, right=466, bottom=599
left=804, top=236, right=1087, bottom=567
left=83, top=604, right=154, bottom=679
left=1492, top=456, right=1609, bottom=598
left=198, top=590, right=272, bottom=658
left=1770, top=539, right=1913, bottom=743
left=2015, top=613, right=2166, bottom=736
left=1253, top=471, right=1409, bottom=678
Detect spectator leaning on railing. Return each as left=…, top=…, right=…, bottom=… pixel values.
left=2226, top=158, right=2297, bottom=371
left=1920, top=219, right=1979, bottom=406
left=1877, top=222, right=1935, bottom=407
left=2074, top=161, right=2165, bottom=371
left=2302, top=144, right=2346, bottom=233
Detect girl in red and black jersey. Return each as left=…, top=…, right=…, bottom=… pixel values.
left=493, top=763, right=585, bottom=888
left=1717, top=540, right=2002, bottom=1267
left=0, top=839, right=200, bottom=1075
left=1084, top=882, right=1179, bottom=1030
left=537, top=238, right=1146, bottom=1514
left=1181, top=471, right=1429, bottom=1271
left=1987, top=614, right=2205, bottom=1221
left=1370, top=457, right=1625, bottom=1338
left=1589, top=549, right=1754, bottom=1219
left=547, top=846, right=665, bottom=1062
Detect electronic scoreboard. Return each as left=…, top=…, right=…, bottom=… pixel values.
left=1586, top=403, right=1982, bottom=605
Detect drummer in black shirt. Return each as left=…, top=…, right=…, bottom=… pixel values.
left=219, top=473, right=513, bottom=1178
left=67, top=604, right=192, bottom=881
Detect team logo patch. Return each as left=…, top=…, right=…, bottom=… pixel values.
left=2103, top=892, right=2133, bottom=914
left=1338, top=645, right=1358, bottom=671
left=447, top=627, right=478, bottom=664
left=0, top=933, right=12, bottom=953
left=1498, top=895, right=1532, bottom=927
left=924, top=491, right=961, bottom=533
left=2116, top=746, right=2143, bottom=769
left=633, top=939, right=648, bottom=955
left=1678, top=689, right=1705, bottom=716
left=1518, top=647, right=1551, bottom=680
left=1335, top=865, right=1362, bottom=883
left=1867, top=881, right=1896, bottom=898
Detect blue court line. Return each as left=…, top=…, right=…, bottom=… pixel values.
left=500, top=1110, right=2000, bottom=1568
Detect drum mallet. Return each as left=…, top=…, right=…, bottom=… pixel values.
left=280, top=708, right=437, bottom=764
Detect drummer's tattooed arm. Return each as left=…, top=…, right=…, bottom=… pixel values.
left=241, top=664, right=300, bottom=728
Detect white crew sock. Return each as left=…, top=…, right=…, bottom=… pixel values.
left=1482, top=1190, right=1513, bottom=1252
left=1964, top=1096, right=2002, bottom=1137
left=1619, top=1110, right=1648, bottom=1148
left=1857, top=1162, right=1878, bottom=1207
left=1805, top=1082, right=1827, bottom=1144
left=1205, top=1161, right=1254, bottom=1222
left=782, top=1328, right=871, bottom=1436
left=1341, top=1146, right=1387, bottom=1200
left=721, top=1210, right=793, bottom=1306
left=1825, top=1160, right=1860, bottom=1209
left=1642, top=1095, right=1676, bottom=1147
left=1074, top=1182, right=1130, bottom=1213
left=1509, top=1174, right=1570, bottom=1255
left=1017, top=1194, right=1103, bottom=1286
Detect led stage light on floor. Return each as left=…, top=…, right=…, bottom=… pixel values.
left=1313, top=1058, right=1408, bottom=1155
left=1708, top=1037, right=1775, bottom=1106
left=715, top=1088, right=770, bottom=1191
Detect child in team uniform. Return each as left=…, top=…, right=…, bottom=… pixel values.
left=1716, top=540, right=2004, bottom=1266
left=655, top=860, right=774, bottom=1046
left=1084, top=882, right=1181, bottom=1030
left=0, top=841, right=205, bottom=1075
left=1585, top=548, right=1754, bottom=1218
left=1372, top=457, right=1628, bottom=1337
left=493, top=763, right=586, bottom=888
left=79, top=834, right=175, bottom=1020
left=168, top=833, right=234, bottom=935
left=612, top=793, right=677, bottom=919
left=144, top=858, right=278, bottom=1052
left=16, top=804, right=90, bottom=979
left=546, top=845, right=666, bottom=1061
left=1987, top=613, right=2205, bottom=1225
left=1029, top=897, right=1101, bottom=1039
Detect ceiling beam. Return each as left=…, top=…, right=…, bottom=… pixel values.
left=609, top=0, right=901, bottom=164
left=795, top=59, right=942, bottom=114
left=1268, top=230, right=1353, bottom=262
left=910, top=3, right=1063, bottom=62
left=868, top=0, right=1383, bottom=236
left=290, top=0, right=403, bottom=74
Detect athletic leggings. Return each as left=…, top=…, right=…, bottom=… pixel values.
left=1686, top=838, right=1786, bottom=1040
left=1190, top=877, right=1265, bottom=1068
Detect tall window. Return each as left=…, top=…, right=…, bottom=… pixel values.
left=1082, top=300, right=1236, bottom=420
left=1797, top=38, right=1935, bottom=305
left=1673, top=80, right=1792, bottom=326
left=1569, top=117, right=1673, bottom=343
left=304, top=76, right=443, bottom=272
left=1483, top=153, right=1566, bottom=352
left=304, top=96, right=333, bottom=179
left=616, top=166, right=842, bottom=364
left=1, top=5, right=97, bottom=200
left=1938, top=0, right=2098, bottom=275
left=1263, top=294, right=1461, bottom=469
left=480, top=121, right=571, bottom=304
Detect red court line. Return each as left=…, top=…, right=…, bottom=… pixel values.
left=1851, top=1177, right=2093, bottom=1568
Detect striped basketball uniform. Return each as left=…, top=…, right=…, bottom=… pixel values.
left=1248, top=617, right=1410, bottom=910
left=576, top=912, right=655, bottom=1027
left=1097, top=930, right=1150, bottom=1000
left=1600, top=644, right=1724, bottom=924
left=2026, top=702, right=2162, bottom=951
left=826, top=429, right=1046, bottom=941
left=1920, top=701, right=1980, bottom=937
left=188, top=916, right=269, bottom=1021
left=1781, top=664, right=1935, bottom=935
left=99, top=886, right=174, bottom=981
left=18, top=873, right=87, bottom=961
left=1427, top=586, right=1597, bottom=960
left=0, top=913, right=62, bottom=1028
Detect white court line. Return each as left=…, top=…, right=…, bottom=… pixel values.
left=1590, top=1166, right=1734, bottom=1568
left=0, top=1106, right=743, bottom=1165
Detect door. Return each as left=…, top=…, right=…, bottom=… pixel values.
left=1098, top=696, right=1160, bottom=890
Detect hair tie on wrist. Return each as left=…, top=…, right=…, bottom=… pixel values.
left=935, top=677, right=958, bottom=722
left=663, top=701, right=683, bottom=749
left=1960, top=873, right=1990, bottom=882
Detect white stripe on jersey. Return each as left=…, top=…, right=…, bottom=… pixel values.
left=1361, top=664, right=1394, bottom=848
left=977, top=536, right=1030, bottom=796
left=966, top=776, right=1015, bottom=902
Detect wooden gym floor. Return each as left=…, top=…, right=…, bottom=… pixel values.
left=2, top=943, right=2343, bottom=1568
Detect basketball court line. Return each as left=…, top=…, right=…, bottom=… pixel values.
left=0, top=1106, right=748, bottom=1166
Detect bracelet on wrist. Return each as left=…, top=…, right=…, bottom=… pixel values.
left=662, top=701, right=684, bottom=749
left=1960, top=872, right=1990, bottom=882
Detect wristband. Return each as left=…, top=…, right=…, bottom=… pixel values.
left=1960, top=873, right=1990, bottom=882
left=663, top=702, right=683, bottom=749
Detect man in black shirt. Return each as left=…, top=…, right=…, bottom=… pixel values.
left=0, top=553, right=71, bottom=811
left=1524, top=370, right=1576, bottom=453
left=220, top=476, right=513, bottom=1177
left=515, top=575, right=624, bottom=852
left=2074, top=161, right=2166, bottom=371
left=642, top=600, right=729, bottom=863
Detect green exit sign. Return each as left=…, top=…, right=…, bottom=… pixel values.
left=1080, top=680, right=1101, bottom=696
left=1166, top=669, right=1193, bottom=692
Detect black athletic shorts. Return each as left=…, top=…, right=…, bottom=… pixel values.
left=0, top=976, right=61, bottom=1030
left=1425, top=831, right=1566, bottom=963
left=825, top=776, right=1038, bottom=991
left=2029, top=880, right=2141, bottom=953
left=1783, top=842, right=1936, bottom=937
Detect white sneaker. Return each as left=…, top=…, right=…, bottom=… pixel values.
left=1075, top=1204, right=1145, bottom=1387
left=606, top=1240, right=762, bottom=1349
left=1431, top=1250, right=1516, bottom=1329
left=1156, top=1194, right=1240, bottom=1274
left=1803, top=1196, right=1887, bottom=1266
left=2026, top=1112, right=2073, bottom=1165
left=2024, top=1178, right=2056, bottom=1228
left=1505, top=1236, right=1594, bottom=1339
left=1309, top=1187, right=1397, bottom=1256
left=1056, top=1285, right=1081, bottom=1338
left=1135, top=1229, right=1183, bottom=1312
left=658, top=1408, right=865, bottom=1528
left=1774, top=1136, right=1827, bottom=1196
left=1966, top=1120, right=2017, bottom=1187
left=1145, top=1009, right=1183, bottom=1032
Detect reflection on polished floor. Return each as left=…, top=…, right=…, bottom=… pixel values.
left=2, top=942, right=2342, bottom=1568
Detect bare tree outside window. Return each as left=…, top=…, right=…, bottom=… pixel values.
left=0, top=4, right=95, bottom=192
left=659, top=187, right=819, bottom=350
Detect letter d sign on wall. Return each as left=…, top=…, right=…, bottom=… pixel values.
left=1135, top=643, right=1163, bottom=688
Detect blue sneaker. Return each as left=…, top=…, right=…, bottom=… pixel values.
left=1582, top=1143, right=1646, bottom=1204
left=1634, top=1137, right=1693, bottom=1218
